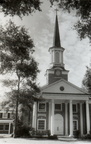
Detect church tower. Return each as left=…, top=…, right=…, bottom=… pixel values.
left=46, top=12, right=69, bottom=84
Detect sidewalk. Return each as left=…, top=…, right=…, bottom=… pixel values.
left=0, top=134, right=12, bottom=138
left=0, top=137, right=90, bottom=144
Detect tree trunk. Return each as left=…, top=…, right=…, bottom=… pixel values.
left=14, top=76, right=20, bottom=138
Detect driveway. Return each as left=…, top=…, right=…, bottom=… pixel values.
left=0, top=138, right=91, bottom=144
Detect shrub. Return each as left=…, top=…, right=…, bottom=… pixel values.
left=48, top=135, right=58, bottom=140
left=16, top=120, right=32, bottom=137
left=74, top=130, right=80, bottom=138
left=81, top=134, right=91, bottom=140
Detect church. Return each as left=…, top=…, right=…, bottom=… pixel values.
left=32, top=13, right=91, bottom=137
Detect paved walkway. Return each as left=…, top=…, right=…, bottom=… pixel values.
left=0, top=138, right=91, bottom=144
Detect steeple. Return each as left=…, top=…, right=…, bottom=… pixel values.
left=46, top=11, right=69, bottom=84
left=49, top=12, right=64, bottom=68
left=53, top=11, right=61, bottom=47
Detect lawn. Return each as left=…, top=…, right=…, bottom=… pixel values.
left=0, top=138, right=91, bottom=144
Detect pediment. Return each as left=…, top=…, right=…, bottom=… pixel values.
left=41, top=79, right=87, bottom=94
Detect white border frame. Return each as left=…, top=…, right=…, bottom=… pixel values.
left=37, top=119, right=46, bottom=130
left=38, top=102, right=46, bottom=112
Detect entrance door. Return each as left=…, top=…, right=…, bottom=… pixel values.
left=54, top=114, right=63, bottom=135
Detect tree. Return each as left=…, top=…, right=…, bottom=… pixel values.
left=82, top=66, right=91, bottom=93
left=0, top=0, right=41, bottom=17
left=1, top=0, right=91, bottom=42
left=50, top=0, right=91, bottom=42
left=0, top=20, right=40, bottom=137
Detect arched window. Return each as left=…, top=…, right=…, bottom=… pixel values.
left=55, top=51, right=60, bottom=63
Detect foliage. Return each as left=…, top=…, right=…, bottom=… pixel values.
left=15, top=120, right=32, bottom=137
left=81, top=134, right=91, bottom=140
left=50, top=0, right=91, bottom=42
left=0, top=20, right=38, bottom=75
left=1, top=88, right=40, bottom=110
left=50, top=0, right=91, bottom=19
left=36, top=130, right=50, bottom=136
left=0, top=20, right=39, bottom=79
left=0, top=0, right=42, bottom=17
left=82, top=66, right=91, bottom=93
left=0, top=20, right=40, bottom=137
left=73, top=130, right=80, bottom=138
left=48, top=135, right=58, bottom=139
left=1, top=0, right=91, bottom=42
left=0, top=20, right=40, bottom=109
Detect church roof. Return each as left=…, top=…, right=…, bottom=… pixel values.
left=41, top=79, right=88, bottom=95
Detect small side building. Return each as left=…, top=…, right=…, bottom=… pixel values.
left=0, top=108, right=14, bottom=134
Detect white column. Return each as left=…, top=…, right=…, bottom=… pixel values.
left=69, top=100, right=73, bottom=136
left=80, top=103, right=83, bottom=136
left=65, top=102, right=68, bottom=136
left=51, top=51, right=53, bottom=64
left=32, top=102, right=37, bottom=129
left=32, top=103, right=35, bottom=128
left=61, top=51, right=63, bottom=64
left=49, top=101, right=51, bottom=130
left=86, top=100, right=90, bottom=134
left=53, top=50, right=55, bottom=63
left=8, top=123, right=11, bottom=134
left=51, top=99, right=54, bottom=135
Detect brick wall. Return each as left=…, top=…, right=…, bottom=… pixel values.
left=48, top=73, right=68, bottom=84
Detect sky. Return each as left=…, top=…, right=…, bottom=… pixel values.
left=0, top=1, right=91, bottom=98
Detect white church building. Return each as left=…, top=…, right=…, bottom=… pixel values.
left=32, top=13, right=91, bottom=137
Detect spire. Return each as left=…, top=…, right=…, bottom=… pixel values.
left=53, top=10, right=61, bottom=47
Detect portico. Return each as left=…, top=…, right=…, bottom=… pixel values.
left=46, top=95, right=89, bottom=136
left=32, top=92, right=90, bottom=136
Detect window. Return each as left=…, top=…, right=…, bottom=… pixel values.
left=0, top=113, right=2, bottom=118
left=60, top=86, right=64, bottom=91
left=3, top=113, right=7, bottom=118
left=73, top=104, right=77, bottom=113
left=55, top=52, right=60, bottom=63
left=55, top=104, right=62, bottom=111
left=8, top=113, right=11, bottom=118
left=38, top=103, right=46, bottom=112
left=0, top=124, right=9, bottom=131
left=38, top=119, right=46, bottom=130
left=5, top=125, right=9, bottom=130
left=0, top=125, right=3, bottom=130
left=73, top=120, right=78, bottom=131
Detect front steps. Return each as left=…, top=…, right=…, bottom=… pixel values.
left=57, top=135, right=77, bottom=141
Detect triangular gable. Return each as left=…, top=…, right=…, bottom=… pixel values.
left=41, top=79, right=87, bottom=94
